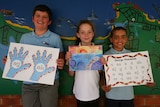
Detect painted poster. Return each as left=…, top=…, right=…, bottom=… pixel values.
left=103, top=51, right=154, bottom=87
left=2, top=42, right=59, bottom=85
left=69, top=45, right=103, bottom=71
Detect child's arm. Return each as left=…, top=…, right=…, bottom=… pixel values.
left=2, top=56, right=7, bottom=64
left=100, top=56, right=112, bottom=92
left=57, top=52, right=65, bottom=69
left=65, top=51, right=75, bottom=76
left=100, top=56, right=106, bottom=65
left=100, top=71, right=111, bottom=92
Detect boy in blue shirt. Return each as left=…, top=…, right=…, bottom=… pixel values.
left=20, top=4, right=64, bottom=107
left=101, top=27, right=155, bottom=107
left=3, top=4, right=64, bottom=107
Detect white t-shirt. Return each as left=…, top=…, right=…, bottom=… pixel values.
left=73, top=70, right=100, bottom=101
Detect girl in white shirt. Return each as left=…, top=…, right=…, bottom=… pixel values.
left=65, top=20, right=102, bottom=107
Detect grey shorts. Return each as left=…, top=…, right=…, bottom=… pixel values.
left=22, top=79, right=59, bottom=107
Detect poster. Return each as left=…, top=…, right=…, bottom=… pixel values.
left=69, top=45, right=103, bottom=71
left=103, top=51, right=154, bottom=87
left=2, top=42, right=59, bottom=85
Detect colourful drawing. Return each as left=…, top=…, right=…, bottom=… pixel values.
left=69, top=45, right=103, bottom=71
left=2, top=42, right=59, bottom=85
left=69, top=45, right=102, bottom=54
left=103, top=51, right=154, bottom=87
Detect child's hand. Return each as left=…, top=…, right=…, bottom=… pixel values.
left=101, top=85, right=111, bottom=92
left=146, top=82, right=156, bottom=87
left=2, top=56, right=7, bottom=64
left=57, top=58, right=64, bottom=69
left=100, top=57, right=106, bottom=65
left=65, top=52, right=72, bottom=60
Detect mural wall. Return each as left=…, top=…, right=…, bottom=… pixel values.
left=0, top=0, right=160, bottom=95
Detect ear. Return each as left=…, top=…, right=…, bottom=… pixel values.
left=110, top=37, right=113, bottom=43
left=48, top=20, right=52, bottom=25
left=32, top=16, right=34, bottom=22
left=126, top=36, right=128, bottom=41
left=76, top=32, right=80, bottom=38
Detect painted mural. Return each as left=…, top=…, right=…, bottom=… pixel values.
left=0, top=0, right=160, bottom=95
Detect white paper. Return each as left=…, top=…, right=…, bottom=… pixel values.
left=103, top=51, right=154, bottom=87
left=2, top=42, right=59, bottom=85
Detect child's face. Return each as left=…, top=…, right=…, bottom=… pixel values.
left=32, top=10, right=51, bottom=31
left=76, top=23, right=94, bottom=46
left=110, top=29, right=128, bottom=51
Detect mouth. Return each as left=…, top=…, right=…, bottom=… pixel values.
left=37, top=21, right=43, bottom=25
left=118, top=42, right=123, bottom=45
left=84, top=38, right=90, bottom=40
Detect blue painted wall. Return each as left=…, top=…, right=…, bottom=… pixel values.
left=0, top=0, right=160, bottom=95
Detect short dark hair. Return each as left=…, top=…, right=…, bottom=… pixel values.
left=110, top=26, right=127, bottom=37
left=32, top=4, right=52, bottom=20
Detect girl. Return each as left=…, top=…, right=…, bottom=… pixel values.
left=65, top=20, right=101, bottom=107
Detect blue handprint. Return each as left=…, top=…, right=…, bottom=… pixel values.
left=30, top=50, right=55, bottom=81
left=7, top=47, right=31, bottom=77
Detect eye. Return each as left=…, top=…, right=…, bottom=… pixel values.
left=43, top=16, right=49, bottom=19
left=122, top=35, right=127, bottom=39
left=113, top=36, right=119, bottom=39
left=35, top=14, right=40, bottom=18
left=80, top=31, right=85, bottom=35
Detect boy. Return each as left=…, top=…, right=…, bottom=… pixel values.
left=3, top=4, right=64, bottom=107
left=101, top=26, right=155, bottom=107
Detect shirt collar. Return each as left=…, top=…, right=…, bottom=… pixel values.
left=78, top=42, right=94, bottom=46
left=110, top=47, right=127, bottom=54
left=32, top=30, right=50, bottom=38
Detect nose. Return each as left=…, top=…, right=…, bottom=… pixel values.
left=84, top=33, right=90, bottom=37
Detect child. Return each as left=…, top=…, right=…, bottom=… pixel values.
left=101, top=26, right=155, bottom=107
left=3, top=4, right=64, bottom=107
left=65, top=20, right=102, bottom=107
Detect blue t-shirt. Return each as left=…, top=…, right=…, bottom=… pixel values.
left=20, top=30, right=63, bottom=84
left=104, top=47, right=134, bottom=100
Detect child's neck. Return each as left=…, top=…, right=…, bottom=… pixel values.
left=113, top=47, right=124, bottom=52
left=35, top=29, right=48, bottom=36
left=81, top=42, right=93, bottom=46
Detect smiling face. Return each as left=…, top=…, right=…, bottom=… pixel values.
left=110, top=29, right=128, bottom=52
left=32, top=10, right=51, bottom=31
left=76, top=23, right=94, bottom=46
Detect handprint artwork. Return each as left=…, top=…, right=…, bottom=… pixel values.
left=30, top=50, right=55, bottom=81
left=2, top=42, right=59, bottom=85
left=6, top=47, right=31, bottom=77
